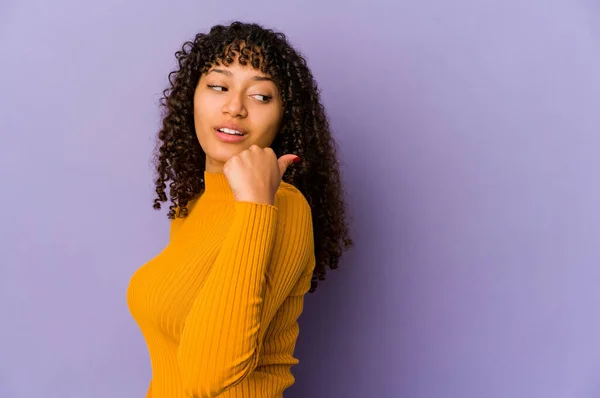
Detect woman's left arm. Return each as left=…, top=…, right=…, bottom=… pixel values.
left=177, top=192, right=314, bottom=398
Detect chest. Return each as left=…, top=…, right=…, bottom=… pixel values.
left=126, top=209, right=233, bottom=342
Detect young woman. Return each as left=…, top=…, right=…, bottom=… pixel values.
left=127, top=21, right=353, bottom=398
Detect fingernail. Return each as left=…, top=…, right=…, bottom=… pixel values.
left=293, top=156, right=301, bottom=164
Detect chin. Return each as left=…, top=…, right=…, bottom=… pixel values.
left=204, top=144, right=246, bottom=165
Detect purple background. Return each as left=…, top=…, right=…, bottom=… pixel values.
left=2, top=0, right=600, bottom=397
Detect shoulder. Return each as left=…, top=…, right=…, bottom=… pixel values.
left=274, top=182, right=315, bottom=260
left=274, top=182, right=313, bottom=240
left=275, top=181, right=311, bottom=218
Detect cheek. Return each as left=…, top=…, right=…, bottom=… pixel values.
left=262, top=104, right=284, bottom=130
left=254, top=111, right=280, bottom=135
left=271, top=109, right=284, bottom=135
left=194, top=93, right=218, bottom=121
left=251, top=111, right=283, bottom=146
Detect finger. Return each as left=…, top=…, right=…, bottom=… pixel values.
left=278, top=154, right=300, bottom=178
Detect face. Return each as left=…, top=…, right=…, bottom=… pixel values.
left=193, top=59, right=284, bottom=173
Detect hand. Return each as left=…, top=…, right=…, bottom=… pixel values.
left=223, top=145, right=299, bottom=205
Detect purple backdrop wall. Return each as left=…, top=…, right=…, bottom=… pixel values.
left=1, top=0, right=599, bottom=397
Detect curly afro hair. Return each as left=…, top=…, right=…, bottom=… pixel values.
left=152, top=21, right=353, bottom=292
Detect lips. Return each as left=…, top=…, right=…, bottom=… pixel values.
left=214, top=123, right=246, bottom=136
left=216, top=127, right=243, bottom=136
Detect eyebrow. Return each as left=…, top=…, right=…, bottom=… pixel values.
left=207, top=68, right=273, bottom=82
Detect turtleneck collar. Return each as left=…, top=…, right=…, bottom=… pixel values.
left=202, top=171, right=235, bottom=201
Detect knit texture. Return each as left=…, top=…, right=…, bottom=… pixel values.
left=127, top=171, right=315, bottom=398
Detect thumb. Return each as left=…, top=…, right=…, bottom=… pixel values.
left=277, top=154, right=300, bottom=178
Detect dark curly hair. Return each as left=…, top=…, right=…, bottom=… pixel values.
left=151, top=21, right=352, bottom=292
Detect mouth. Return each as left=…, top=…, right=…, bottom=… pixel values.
left=215, top=127, right=245, bottom=136
left=214, top=123, right=247, bottom=136
left=214, top=124, right=248, bottom=143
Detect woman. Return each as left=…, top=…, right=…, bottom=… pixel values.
left=127, top=21, right=352, bottom=398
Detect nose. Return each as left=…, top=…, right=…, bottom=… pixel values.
left=222, top=92, right=247, bottom=118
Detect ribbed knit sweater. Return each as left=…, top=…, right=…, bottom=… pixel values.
left=127, top=171, right=315, bottom=398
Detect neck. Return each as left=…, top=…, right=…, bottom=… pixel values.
left=205, top=157, right=225, bottom=174
left=202, top=170, right=234, bottom=201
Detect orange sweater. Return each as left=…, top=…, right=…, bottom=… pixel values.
left=127, top=171, right=315, bottom=398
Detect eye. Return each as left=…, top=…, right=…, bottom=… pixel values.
left=208, top=85, right=227, bottom=92
left=251, top=94, right=272, bottom=102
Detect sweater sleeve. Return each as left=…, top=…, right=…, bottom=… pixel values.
left=177, top=193, right=314, bottom=398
